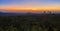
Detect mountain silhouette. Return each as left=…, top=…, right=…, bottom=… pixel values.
left=0, top=12, right=28, bottom=16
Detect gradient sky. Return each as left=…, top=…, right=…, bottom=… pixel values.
left=0, top=0, right=60, bottom=12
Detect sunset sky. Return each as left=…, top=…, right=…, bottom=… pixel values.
left=0, top=0, right=60, bottom=12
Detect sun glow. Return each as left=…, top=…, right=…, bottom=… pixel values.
left=0, top=6, right=60, bottom=12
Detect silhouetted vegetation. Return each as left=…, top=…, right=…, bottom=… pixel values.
left=0, top=13, right=60, bottom=31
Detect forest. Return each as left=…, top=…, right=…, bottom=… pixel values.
left=0, top=13, right=60, bottom=31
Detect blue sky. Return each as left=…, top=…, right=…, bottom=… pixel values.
left=0, top=0, right=60, bottom=4
left=0, top=0, right=60, bottom=10
left=0, top=0, right=60, bottom=5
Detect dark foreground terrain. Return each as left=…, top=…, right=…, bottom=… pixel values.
left=0, top=13, right=60, bottom=31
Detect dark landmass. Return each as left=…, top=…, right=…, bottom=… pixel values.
left=0, top=12, right=60, bottom=31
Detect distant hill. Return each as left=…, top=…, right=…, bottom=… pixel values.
left=0, top=12, right=28, bottom=16
left=0, top=11, right=60, bottom=16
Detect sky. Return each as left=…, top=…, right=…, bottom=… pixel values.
left=0, top=0, right=60, bottom=12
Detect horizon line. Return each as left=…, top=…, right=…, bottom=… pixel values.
left=0, top=9, right=60, bottom=13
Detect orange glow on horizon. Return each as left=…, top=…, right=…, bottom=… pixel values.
left=0, top=7, right=60, bottom=12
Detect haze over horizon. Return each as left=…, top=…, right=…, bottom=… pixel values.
left=0, top=0, right=60, bottom=12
